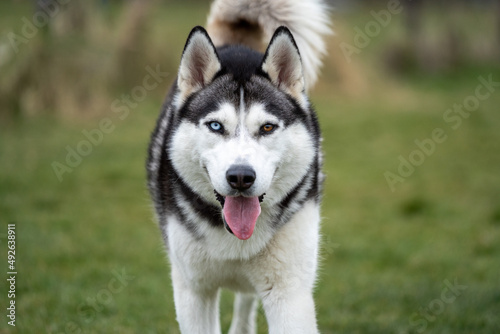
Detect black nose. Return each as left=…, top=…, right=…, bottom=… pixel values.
left=226, top=165, right=256, bottom=191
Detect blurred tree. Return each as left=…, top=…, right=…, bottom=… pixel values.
left=383, top=0, right=424, bottom=74
left=114, top=0, right=155, bottom=89
left=497, top=0, right=500, bottom=56
left=383, top=0, right=489, bottom=75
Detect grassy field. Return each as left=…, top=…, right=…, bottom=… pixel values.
left=1, top=2, right=500, bottom=334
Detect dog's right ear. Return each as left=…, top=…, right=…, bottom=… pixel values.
left=177, top=26, right=221, bottom=103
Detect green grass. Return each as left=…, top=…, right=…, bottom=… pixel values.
left=1, top=2, right=500, bottom=334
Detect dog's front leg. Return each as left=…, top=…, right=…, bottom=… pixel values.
left=261, top=287, right=319, bottom=334
left=171, top=264, right=221, bottom=334
left=228, top=292, right=258, bottom=334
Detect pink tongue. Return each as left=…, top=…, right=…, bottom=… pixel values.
left=223, top=196, right=261, bottom=240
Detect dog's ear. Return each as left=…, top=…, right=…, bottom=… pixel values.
left=177, top=26, right=221, bottom=102
left=261, top=27, right=305, bottom=99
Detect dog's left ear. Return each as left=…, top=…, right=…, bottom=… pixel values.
left=261, top=27, right=305, bottom=99
left=177, top=26, right=221, bottom=102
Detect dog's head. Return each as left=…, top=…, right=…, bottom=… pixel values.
left=169, top=26, right=318, bottom=240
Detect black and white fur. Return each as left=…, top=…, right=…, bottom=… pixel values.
left=147, top=1, right=330, bottom=333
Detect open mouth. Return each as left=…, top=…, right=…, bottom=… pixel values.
left=214, top=190, right=265, bottom=240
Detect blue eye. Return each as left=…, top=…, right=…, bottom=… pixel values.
left=207, top=121, right=223, bottom=133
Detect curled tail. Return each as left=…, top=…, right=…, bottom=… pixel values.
left=206, top=0, right=331, bottom=91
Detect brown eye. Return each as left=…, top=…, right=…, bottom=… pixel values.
left=261, top=124, right=276, bottom=133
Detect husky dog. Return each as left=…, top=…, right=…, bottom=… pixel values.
left=147, top=0, right=330, bottom=333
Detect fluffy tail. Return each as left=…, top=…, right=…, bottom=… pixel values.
left=206, top=0, right=331, bottom=91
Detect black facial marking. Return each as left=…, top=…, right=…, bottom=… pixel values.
left=223, top=216, right=234, bottom=235
left=214, top=190, right=225, bottom=207
left=217, top=45, right=264, bottom=85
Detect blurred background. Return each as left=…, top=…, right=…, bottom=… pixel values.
left=0, top=0, right=499, bottom=333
